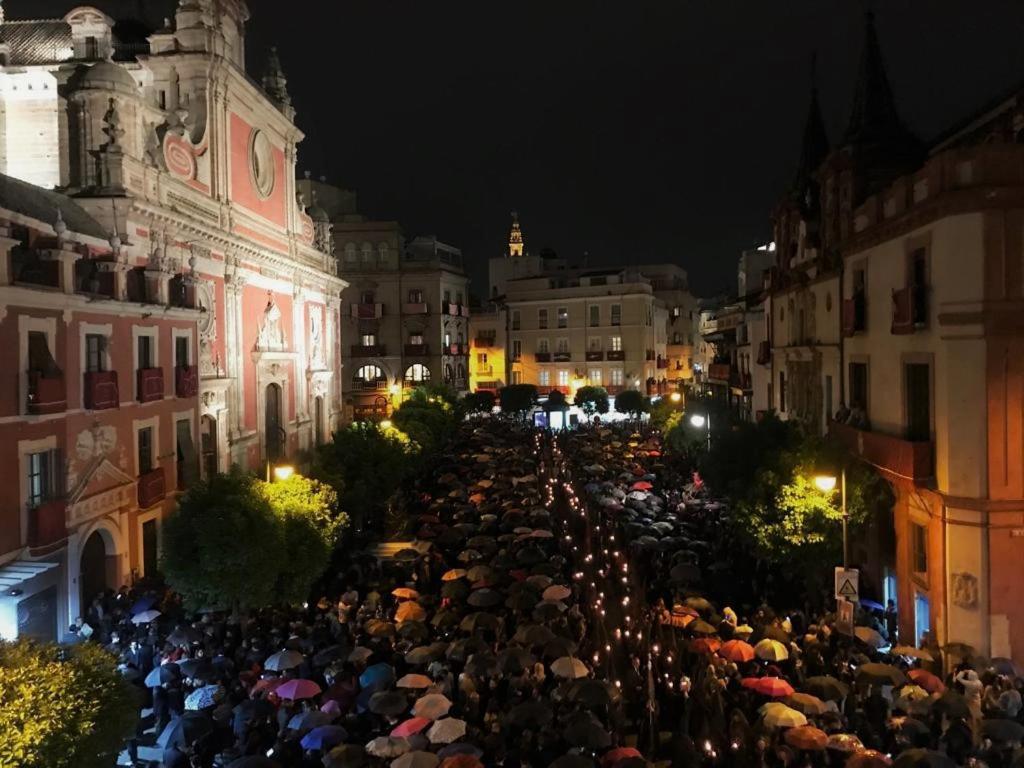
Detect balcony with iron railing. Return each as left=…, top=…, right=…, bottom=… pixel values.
left=534, top=352, right=552, bottom=363
left=828, top=419, right=933, bottom=482
left=443, top=303, right=465, bottom=316
left=402, top=302, right=429, bottom=315
left=707, top=363, right=732, bottom=382
left=606, top=350, right=625, bottom=361
left=175, top=365, right=198, bottom=398
left=26, top=370, right=66, bottom=414
left=137, top=367, right=164, bottom=403
left=553, top=352, right=571, bottom=363
left=351, top=303, right=384, bottom=320
left=585, top=350, right=604, bottom=362
left=84, top=370, right=119, bottom=410
left=28, top=498, right=67, bottom=549
left=354, top=378, right=389, bottom=391
left=351, top=344, right=387, bottom=357
left=404, top=343, right=430, bottom=356
left=137, top=467, right=166, bottom=509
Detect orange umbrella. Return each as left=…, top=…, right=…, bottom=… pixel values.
left=826, top=734, right=864, bottom=753
left=392, top=588, right=420, bottom=600
left=847, top=750, right=893, bottom=768
left=396, top=602, right=427, bottom=623
left=784, top=725, right=828, bottom=751
left=719, top=639, right=755, bottom=663
left=691, top=638, right=722, bottom=655
left=602, top=746, right=644, bottom=765
left=440, top=757, right=484, bottom=768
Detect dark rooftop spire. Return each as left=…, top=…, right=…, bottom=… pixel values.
left=791, top=52, right=829, bottom=201
left=844, top=11, right=904, bottom=146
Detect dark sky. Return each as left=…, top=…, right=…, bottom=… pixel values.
left=12, top=1, right=1024, bottom=295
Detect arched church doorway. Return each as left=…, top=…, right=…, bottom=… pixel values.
left=79, top=531, right=112, bottom=616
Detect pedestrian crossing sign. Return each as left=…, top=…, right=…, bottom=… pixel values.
left=834, top=567, right=859, bottom=602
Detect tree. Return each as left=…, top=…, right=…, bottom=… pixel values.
left=262, top=475, right=344, bottom=603
left=614, top=389, right=648, bottom=418
left=393, top=388, right=459, bottom=451
left=499, top=384, right=538, bottom=420
left=0, top=640, right=138, bottom=768
left=544, top=389, right=567, bottom=411
left=574, top=385, right=609, bottom=417
left=463, top=390, right=496, bottom=413
left=162, top=467, right=284, bottom=612
left=311, top=422, right=413, bottom=534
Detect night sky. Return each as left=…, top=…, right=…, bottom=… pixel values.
left=11, top=1, right=1024, bottom=296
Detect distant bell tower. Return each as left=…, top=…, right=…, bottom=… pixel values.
left=508, top=210, right=524, bottom=257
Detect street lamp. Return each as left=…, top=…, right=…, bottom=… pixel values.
left=814, top=469, right=848, bottom=568
left=689, top=413, right=711, bottom=450
left=272, top=465, right=295, bottom=482
left=380, top=419, right=393, bottom=430
left=669, top=392, right=682, bottom=404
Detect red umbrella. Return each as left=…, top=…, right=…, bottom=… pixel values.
left=250, top=677, right=285, bottom=698
left=743, top=677, right=795, bottom=698
left=602, top=746, right=643, bottom=766
left=275, top=679, right=321, bottom=701
left=391, top=717, right=431, bottom=738
left=631, top=481, right=653, bottom=491
left=908, top=669, right=945, bottom=694
left=720, top=640, right=755, bottom=663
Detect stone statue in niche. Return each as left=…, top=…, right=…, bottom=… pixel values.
left=257, top=293, right=286, bottom=351
left=309, top=306, right=324, bottom=366
left=952, top=572, right=979, bottom=609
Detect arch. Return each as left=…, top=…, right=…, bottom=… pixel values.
left=78, top=523, right=119, bottom=616
left=404, top=363, right=431, bottom=384
left=360, top=242, right=373, bottom=263
left=355, top=364, right=385, bottom=381
left=444, top=363, right=454, bottom=383
left=344, top=242, right=357, bottom=263
left=264, top=383, right=283, bottom=461
left=457, top=363, right=467, bottom=382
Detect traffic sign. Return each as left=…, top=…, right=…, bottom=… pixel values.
left=834, top=567, right=859, bottom=602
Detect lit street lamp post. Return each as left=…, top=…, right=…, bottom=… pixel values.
left=814, top=468, right=848, bottom=568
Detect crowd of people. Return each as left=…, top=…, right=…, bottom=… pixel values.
left=90, top=418, right=645, bottom=768
left=558, top=423, right=1024, bottom=768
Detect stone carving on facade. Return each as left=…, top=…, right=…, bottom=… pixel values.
left=952, top=572, right=979, bottom=609
left=309, top=305, right=324, bottom=367
left=195, top=280, right=221, bottom=376
left=75, top=422, right=117, bottom=462
left=256, top=293, right=286, bottom=351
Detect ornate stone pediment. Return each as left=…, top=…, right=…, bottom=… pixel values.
left=67, top=458, right=135, bottom=527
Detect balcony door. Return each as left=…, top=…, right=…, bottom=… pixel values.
left=905, top=363, right=930, bottom=441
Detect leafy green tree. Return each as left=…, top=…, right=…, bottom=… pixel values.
left=311, top=422, right=413, bottom=533
left=544, top=389, right=567, bottom=411
left=162, top=467, right=284, bottom=612
left=393, top=388, right=459, bottom=451
left=574, top=385, right=609, bottom=416
left=0, top=640, right=138, bottom=768
left=262, top=475, right=344, bottom=603
left=614, top=389, right=648, bottom=418
left=463, top=390, right=496, bottom=413
left=499, top=384, right=538, bottom=420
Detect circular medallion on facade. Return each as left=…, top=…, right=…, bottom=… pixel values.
left=299, top=212, right=315, bottom=244
left=164, top=133, right=197, bottom=180
left=248, top=129, right=276, bottom=199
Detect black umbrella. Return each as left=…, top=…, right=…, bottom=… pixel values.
left=441, top=581, right=470, bottom=600
left=227, top=757, right=280, bottom=768
left=167, top=626, right=202, bottom=647
left=550, top=756, right=593, bottom=768
left=313, top=645, right=347, bottom=666
left=805, top=676, right=849, bottom=702
left=505, top=700, right=554, bottom=728
left=543, top=637, right=578, bottom=660
left=567, top=678, right=618, bottom=707
left=981, top=719, right=1024, bottom=743
left=145, top=662, right=181, bottom=687
left=893, top=749, right=957, bottom=768
left=397, top=621, right=431, bottom=642
left=368, top=691, right=408, bottom=716
left=467, top=589, right=502, bottom=608
left=505, top=592, right=539, bottom=611
left=932, top=691, right=970, bottom=720
left=513, top=624, right=555, bottom=647
left=856, top=663, right=906, bottom=687
left=460, top=612, right=500, bottom=632
left=464, top=653, right=498, bottom=676
left=496, top=647, right=535, bottom=674
left=563, top=712, right=611, bottom=750
left=446, top=637, right=486, bottom=662
left=157, top=712, right=213, bottom=748
left=178, top=658, right=214, bottom=680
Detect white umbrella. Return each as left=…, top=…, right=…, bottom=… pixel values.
left=366, top=736, right=411, bottom=758
left=132, top=609, right=161, bottom=624
left=551, top=656, right=589, bottom=679
left=426, top=717, right=467, bottom=744
left=391, top=751, right=439, bottom=768
left=264, top=649, right=304, bottom=671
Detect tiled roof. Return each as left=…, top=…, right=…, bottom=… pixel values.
left=1, top=19, right=74, bottom=65
left=0, top=173, right=109, bottom=241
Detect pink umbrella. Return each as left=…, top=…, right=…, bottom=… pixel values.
left=275, top=679, right=322, bottom=701
left=392, top=717, right=432, bottom=738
